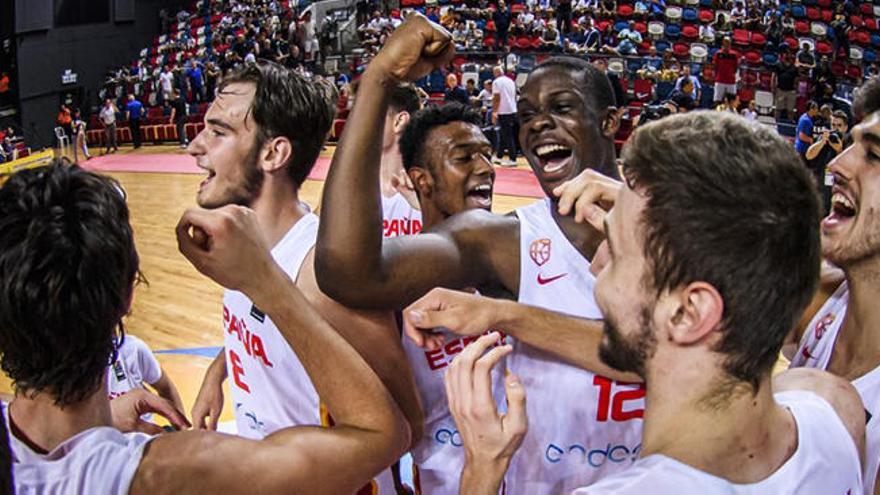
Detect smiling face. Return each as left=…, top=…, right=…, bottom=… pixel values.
left=822, top=112, right=880, bottom=269
left=188, top=82, right=264, bottom=209
left=518, top=65, right=613, bottom=195
left=412, top=121, right=496, bottom=215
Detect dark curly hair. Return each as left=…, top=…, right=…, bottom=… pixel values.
left=399, top=103, right=483, bottom=172
left=0, top=162, right=139, bottom=406
left=220, top=61, right=336, bottom=186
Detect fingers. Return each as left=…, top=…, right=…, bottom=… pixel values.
left=136, top=392, right=191, bottom=430
left=207, top=406, right=220, bottom=432
left=472, top=344, right=514, bottom=414
left=134, top=420, right=166, bottom=435
left=501, top=373, right=528, bottom=440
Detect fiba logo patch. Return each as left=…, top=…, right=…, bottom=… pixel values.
left=530, top=238, right=552, bottom=266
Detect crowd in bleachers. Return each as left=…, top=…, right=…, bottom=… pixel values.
left=354, top=0, right=880, bottom=133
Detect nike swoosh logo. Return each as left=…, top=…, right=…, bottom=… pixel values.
left=537, top=273, right=568, bottom=285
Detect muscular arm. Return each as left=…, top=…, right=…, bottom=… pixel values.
left=299, top=249, right=425, bottom=447
left=315, top=60, right=517, bottom=310
left=805, top=136, right=826, bottom=160
left=136, top=216, right=410, bottom=494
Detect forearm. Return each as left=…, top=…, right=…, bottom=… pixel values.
left=153, top=374, right=185, bottom=414
left=459, top=461, right=509, bottom=495
left=315, top=68, right=394, bottom=300
left=805, top=140, right=824, bottom=160
left=496, top=299, right=641, bottom=382
left=251, top=266, right=407, bottom=439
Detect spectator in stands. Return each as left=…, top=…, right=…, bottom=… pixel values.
left=649, top=0, right=666, bottom=19
left=780, top=11, right=795, bottom=36
left=813, top=56, right=837, bottom=105
left=445, top=74, right=470, bottom=105
left=715, top=92, right=741, bottom=113
left=540, top=23, right=562, bottom=50
left=300, top=12, right=318, bottom=67
left=493, top=1, right=512, bottom=50
left=830, top=11, right=851, bottom=60
left=594, top=57, right=629, bottom=118
left=169, top=88, right=189, bottom=149
left=600, top=0, right=617, bottom=18
left=584, top=18, right=601, bottom=52
left=100, top=98, right=118, bottom=155
left=700, top=18, right=717, bottom=44
left=556, top=0, right=573, bottom=34
left=465, top=79, right=479, bottom=101
left=477, top=79, right=494, bottom=124
left=634, top=0, right=649, bottom=18
left=668, top=79, right=697, bottom=112
left=731, top=2, right=747, bottom=25
left=72, top=109, right=91, bottom=163
left=741, top=99, right=758, bottom=121
left=616, top=21, right=642, bottom=55
left=204, top=61, right=220, bottom=101
left=675, top=65, right=702, bottom=106
left=774, top=53, right=798, bottom=121
left=806, top=109, right=849, bottom=213
left=491, top=65, right=518, bottom=167
left=125, top=94, right=144, bottom=149
left=186, top=59, right=204, bottom=104
left=712, top=37, right=740, bottom=104
left=796, top=42, right=816, bottom=75
left=795, top=101, right=819, bottom=164
left=159, top=65, right=174, bottom=105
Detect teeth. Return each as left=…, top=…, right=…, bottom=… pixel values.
left=535, top=144, right=571, bottom=157
left=832, top=192, right=855, bottom=211
left=473, top=184, right=491, bottom=192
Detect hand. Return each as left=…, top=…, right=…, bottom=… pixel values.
left=552, top=169, right=622, bottom=231
left=369, top=14, right=455, bottom=82
left=492, top=112, right=498, bottom=125
left=403, top=288, right=503, bottom=350
left=391, top=169, right=420, bottom=210
left=446, top=333, right=526, bottom=481
left=110, top=388, right=191, bottom=434
left=176, top=205, right=281, bottom=298
left=191, top=365, right=226, bottom=431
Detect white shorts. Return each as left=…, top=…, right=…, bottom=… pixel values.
left=714, top=82, right=737, bottom=101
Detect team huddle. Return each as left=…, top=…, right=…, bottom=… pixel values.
left=1, top=14, right=879, bottom=495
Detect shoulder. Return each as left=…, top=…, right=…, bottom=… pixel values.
left=572, top=456, right=697, bottom=494
left=773, top=368, right=866, bottom=453
left=433, top=208, right=519, bottom=245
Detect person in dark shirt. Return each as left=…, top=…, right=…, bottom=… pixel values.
left=124, top=94, right=144, bottom=149
left=806, top=110, right=850, bottom=213
left=493, top=1, right=511, bottom=50
left=556, top=0, right=572, bottom=34
left=168, top=88, right=189, bottom=148
left=775, top=54, right=798, bottom=121
left=445, top=74, right=470, bottom=105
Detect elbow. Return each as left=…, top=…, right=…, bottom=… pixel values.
left=313, top=244, right=359, bottom=303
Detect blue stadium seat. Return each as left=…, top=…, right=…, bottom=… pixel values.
left=791, top=5, right=806, bottom=18
left=763, top=52, right=779, bottom=67
left=665, top=24, right=681, bottom=39
left=656, top=40, right=671, bottom=52
left=682, top=8, right=698, bottom=22
left=872, top=33, right=880, bottom=48
left=865, top=48, right=877, bottom=63
left=615, top=21, right=629, bottom=32
left=700, top=0, right=712, bottom=7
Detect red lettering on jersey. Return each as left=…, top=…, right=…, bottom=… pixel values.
left=424, top=331, right=508, bottom=370
left=228, top=315, right=243, bottom=343
left=229, top=349, right=250, bottom=393
left=251, top=333, right=273, bottom=367
left=593, top=375, right=645, bottom=422
left=384, top=218, right=424, bottom=237
left=412, top=219, right=423, bottom=234
left=223, top=305, right=230, bottom=325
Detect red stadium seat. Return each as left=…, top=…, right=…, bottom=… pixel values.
left=733, top=29, right=750, bottom=46
left=737, top=87, right=754, bottom=104
left=852, top=15, right=864, bottom=28
left=751, top=32, right=766, bottom=46
left=516, top=36, right=532, bottom=49
left=859, top=30, right=871, bottom=46
left=806, top=7, right=820, bottom=21
left=618, top=4, right=634, bottom=18
left=795, top=21, right=810, bottom=35
left=698, top=9, right=714, bottom=23
left=511, top=3, right=524, bottom=13
left=862, top=3, right=873, bottom=15
left=673, top=42, right=690, bottom=58
left=117, top=127, right=131, bottom=144
left=632, top=79, right=654, bottom=106
left=831, top=60, right=847, bottom=77
left=821, top=9, right=833, bottom=22
left=848, top=64, right=863, bottom=81
left=634, top=22, right=647, bottom=34
left=816, top=40, right=833, bottom=55
left=744, top=50, right=762, bottom=66
left=866, top=18, right=878, bottom=31
left=784, top=36, right=799, bottom=50
left=682, top=25, right=698, bottom=40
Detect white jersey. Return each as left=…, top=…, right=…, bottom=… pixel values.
left=507, top=199, right=645, bottom=495
left=107, top=334, right=162, bottom=400
left=572, top=390, right=862, bottom=494
left=382, top=192, right=422, bottom=238
left=222, top=212, right=395, bottom=494
left=791, top=281, right=880, bottom=495
left=5, top=402, right=152, bottom=495
left=404, top=324, right=508, bottom=495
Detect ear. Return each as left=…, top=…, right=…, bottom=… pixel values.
left=393, top=111, right=411, bottom=136
left=602, top=107, right=621, bottom=138
left=658, top=282, right=724, bottom=346
left=259, top=136, right=293, bottom=174
left=408, top=167, right=434, bottom=199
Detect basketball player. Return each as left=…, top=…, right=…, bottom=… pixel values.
left=0, top=162, right=409, bottom=493
left=391, top=101, right=501, bottom=493
left=445, top=112, right=865, bottom=494
left=381, top=83, right=423, bottom=239
left=786, top=80, right=880, bottom=495
left=186, top=61, right=421, bottom=495
left=316, top=16, right=637, bottom=493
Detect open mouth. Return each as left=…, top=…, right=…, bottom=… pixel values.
left=199, top=169, right=216, bottom=190
left=534, top=143, right=573, bottom=175
left=466, top=183, right=493, bottom=209
left=823, top=189, right=857, bottom=229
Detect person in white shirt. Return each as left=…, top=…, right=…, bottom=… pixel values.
left=159, top=65, right=174, bottom=103
left=379, top=83, right=423, bottom=238
left=99, top=98, right=119, bottom=154
left=187, top=61, right=421, bottom=495
left=491, top=65, right=518, bottom=166
left=0, top=161, right=410, bottom=495
left=106, top=334, right=185, bottom=418
left=414, top=112, right=866, bottom=495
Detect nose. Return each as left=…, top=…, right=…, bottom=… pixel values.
left=527, top=112, right=555, bottom=135
left=187, top=127, right=206, bottom=156
left=827, top=141, right=856, bottom=184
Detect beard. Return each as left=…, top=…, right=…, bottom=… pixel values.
left=822, top=214, right=880, bottom=270
left=198, top=138, right=265, bottom=209
left=598, top=306, right=657, bottom=379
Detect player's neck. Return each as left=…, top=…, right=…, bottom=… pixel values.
left=379, top=150, right=404, bottom=198
left=641, top=370, right=796, bottom=483
left=8, top=387, right=112, bottom=454
left=250, top=176, right=310, bottom=247
left=550, top=205, right=604, bottom=261
left=834, top=261, right=880, bottom=374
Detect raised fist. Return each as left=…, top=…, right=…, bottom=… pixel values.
left=370, top=14, right=455, bottom=82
